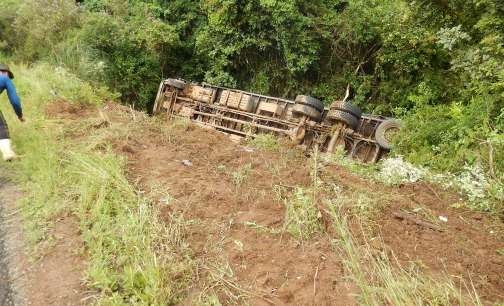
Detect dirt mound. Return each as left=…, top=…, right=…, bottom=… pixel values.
left=45, top=99, right=95, bottom=120
left=120, top=123, right=355, bottom=304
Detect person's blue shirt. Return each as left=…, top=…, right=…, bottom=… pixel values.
left=0, top=75, right=23, bottom=119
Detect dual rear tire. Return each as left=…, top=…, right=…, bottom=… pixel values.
left=291, top=95, right=324, bottom=121
left=326, top=100, right=362, bottom=130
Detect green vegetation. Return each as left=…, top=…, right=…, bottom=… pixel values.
left=277, top=151, right=483, bottom=305
left=0, top=1, right=502, bottom=304
left=247, top=134, right=280, bottom=152
left=1, top=0, right=502, bottom=205
left=282, top=187, right=323, bottom=240
left=0, top=61, right=193, bottom=304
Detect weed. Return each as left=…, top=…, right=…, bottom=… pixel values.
left=321, top=146, right=379, bottom=179
left=170, top=116, right=192, bottom=130
left=283, top=187, right=323, bottom=240
left=376, top=156, right=426, bottom=185
left=66, top=151, right=194, bottom=304
left=2, top=62, right=195, bottom=304
left=243, top=221, right=281, bottom=235
left=230, top=163, right=252, bottom=186
left=247, top=134, right=280, bottom=151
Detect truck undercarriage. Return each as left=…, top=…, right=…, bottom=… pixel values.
left=153, top=79, right=400, bottom=163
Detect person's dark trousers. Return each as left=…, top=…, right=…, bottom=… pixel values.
left=0, top=111, right=9, bottom=140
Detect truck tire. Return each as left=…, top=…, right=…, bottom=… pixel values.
left=294, top=95, right=325, bottom=113
left=326, top=109, right=359, bottom=130
left=292, top=104, right=322, bottom=121
left=165, top=78, right=186, bottom=90
left=375, top=119, right=402, bottom=150
left=330, top=100, right=362, bottom=118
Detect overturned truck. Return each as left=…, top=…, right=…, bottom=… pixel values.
left=152, top=79, right=401, bottom=163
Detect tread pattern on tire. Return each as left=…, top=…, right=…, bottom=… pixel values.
left=375, top=119, right=402, bottom=150
left=294, top=95, right=325, bottom=113
left=292, top=104, right=322, bottom=121
left=165, top=78, right=186, bottom=89
left=326, top=109, right=359, bottom=130
left=330, top=100, right=362, bottom=118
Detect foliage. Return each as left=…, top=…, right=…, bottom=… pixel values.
left=0, top=61, right=193, bottom=304
left=12, top=0, right=80, bottom=60
left=0, top=0, right=503, bottom=207
left=247, top=134, right=280, bottom=151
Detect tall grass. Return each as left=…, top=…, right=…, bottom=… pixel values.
left=0, top=61, right=193, bottom=304
left=66, top=151, right=193, bottom=304
left=0, top=61, right=114, bottom=245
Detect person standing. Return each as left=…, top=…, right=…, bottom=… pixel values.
left=0, top=64, right=24, bottom=161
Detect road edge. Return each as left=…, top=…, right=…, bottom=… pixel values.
left=0, top=176, right=28, bottom=305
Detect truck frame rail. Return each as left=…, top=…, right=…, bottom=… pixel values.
left=153, top=79, right=400, bottom=163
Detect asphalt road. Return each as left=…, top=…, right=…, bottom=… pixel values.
left=0, top=177, right=14, bottom=305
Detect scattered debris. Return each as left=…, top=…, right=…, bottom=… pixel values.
left=392, top=211, right=444, bottom=232
left=438, top=216, right=448, bottom=223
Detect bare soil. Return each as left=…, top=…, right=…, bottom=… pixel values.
left=26, top=215, right=89, bottom=306
left=48, top=102, right=504, bottom=304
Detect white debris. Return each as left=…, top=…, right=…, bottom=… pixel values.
left=181, top=159, right=193, bottom=167
left=438, top=216, right=448, bottom=222
left=376, top=156, right=426, bottom=185
left=455, top=164, right=489, bottom=202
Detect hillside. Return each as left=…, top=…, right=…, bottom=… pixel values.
left=2, top=89, right=502, bottom=304
left=0, top=0, right=503, bottom=304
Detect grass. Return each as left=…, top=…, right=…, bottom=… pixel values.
left=66, top=150, right=193, bottom=304
left=0, top=61, right=194, bottom=304
left=246, top=133, right=280, bottom=151
left=325, top=194, right=482, bottom=306
left=282, top=186, right=323, bottom=240
left=275, top=145, right=484, bottom=305
left=278, top=149, right=324, bottom=240
left=230, top=163, right=252, bottom=186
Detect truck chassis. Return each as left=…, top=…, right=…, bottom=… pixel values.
left=153, top=79, right=400, bottom=163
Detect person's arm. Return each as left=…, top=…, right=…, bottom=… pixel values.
left=4, top=77, right=23, bottom=120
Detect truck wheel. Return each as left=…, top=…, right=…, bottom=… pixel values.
left=375, top=119, right=402, bottom=150
left=165, top=78, right=186, bottom=90
left=294, top=95, right=325, bottom=113
left=330, top=100, right=362, bottom=118
left=326, top=109, right=359, bottom=130
left=292, top=104, right=322, bottom=121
